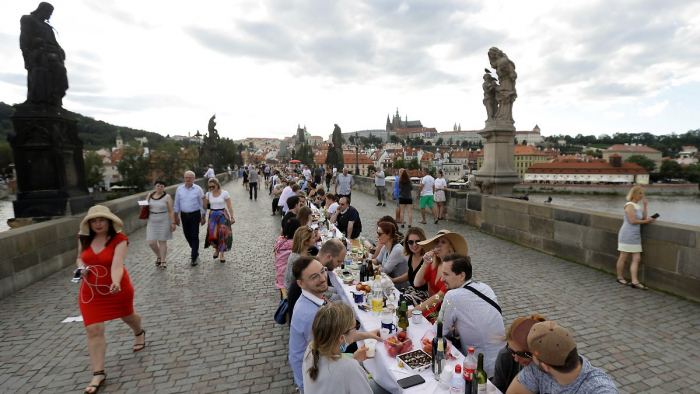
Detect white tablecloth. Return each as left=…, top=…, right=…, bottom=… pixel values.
left=338, top=282, right=502, bottom=394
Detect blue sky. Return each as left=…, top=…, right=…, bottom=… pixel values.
left=1, top=0, right=699, bottom=140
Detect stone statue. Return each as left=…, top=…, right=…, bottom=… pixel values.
left=485, top=47, right=517, bottom=124
left=20, top=2, right=68, bottom=108
left=482, top=70, right=497, bottom=120
left=326, top=124, right=344, bottom=170
left=208, top=114, right=219, bottom=139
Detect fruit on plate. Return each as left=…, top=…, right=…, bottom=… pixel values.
left=422, top=344, right=432, bottom=354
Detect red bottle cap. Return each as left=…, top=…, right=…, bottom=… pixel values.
left=468, top=347, right=475, bottom=353
left=454, top=364, right=461, bottom=373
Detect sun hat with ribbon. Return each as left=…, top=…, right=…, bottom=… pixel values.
left=417, top=229, right=468, bottom=256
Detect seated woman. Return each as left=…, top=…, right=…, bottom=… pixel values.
left=324, top=194, right=339, bottom=219
left=274, top=219, right=301, bottom=295
left=303, top=303, right=373, bottom=394
left=492, top=314, right=547, bottom=393
left=367, top=221, right=408, bottom=289
left=412, top=230, right=468, bottom=323
left=393, top=227, right=430, bottom=306
left=297, top=206, right=312, bottom=227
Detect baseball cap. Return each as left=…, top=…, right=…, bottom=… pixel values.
left=527, top=321, right=576, bottom=366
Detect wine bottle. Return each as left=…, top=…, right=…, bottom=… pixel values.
left=432, top=322, right=447, bottom=379
left=471, top=353, right=487, bottom=394
left=397, top=301, right=409, bottom=331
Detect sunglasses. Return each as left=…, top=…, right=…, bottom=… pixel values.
left=506, top=343, right=532, bottom=359
left=209, top=186, right=216, bottom=189
left=377, top=232, right=386, bottom=237
left=406, top=240, right=421, bottom=246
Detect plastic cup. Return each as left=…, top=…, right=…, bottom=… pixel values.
left=380, top=328, right=390, bottom=341
left=365, top=339, right=377, bottom=357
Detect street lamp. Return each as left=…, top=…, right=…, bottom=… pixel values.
left=194, top=130, right=203, bottom=174
left=355, top=131, right=360, bottom=175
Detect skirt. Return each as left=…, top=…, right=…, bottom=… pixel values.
left=434, top=190, right=446, bottom=202
left=205, top=211, right=233, bottom=252
left=399, top=198, right=413, bottom=205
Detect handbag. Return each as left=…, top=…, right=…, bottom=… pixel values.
left=138, top=192, right=153, bottom=220
left=274, top=288, right=289, bottom=325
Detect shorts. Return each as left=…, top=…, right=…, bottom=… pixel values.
left=399, top=198, right=413, bottom=205
left=419, top=195, right=434, bottom=209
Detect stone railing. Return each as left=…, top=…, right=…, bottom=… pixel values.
left=0, top=175, right=225, bottom=300
left=351, top=175, right=700, bottom=301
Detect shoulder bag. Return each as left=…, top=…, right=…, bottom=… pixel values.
left=139, top=192, right=153, bottom=219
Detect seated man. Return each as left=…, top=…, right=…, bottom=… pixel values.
left=282, top=195, right=302, bottom=232
left=287, top=239, right=347, bottom=321
left=288, top=256, right=380, bottom=394
left=331, top=196, right=362, bottom=240
left=507, top=321, right=619, bottom=393
left=439, top=253, right=505, bottom=378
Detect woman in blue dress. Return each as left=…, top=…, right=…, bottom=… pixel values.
left=616, top=186, right=656, bottom=289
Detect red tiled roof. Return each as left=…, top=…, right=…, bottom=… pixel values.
left=527, top=161, right=647, bottom=175
left=439, top=130, right=480, bottom=134
left=606, top=144, right=661, bottom=153
left=342, top=154, right=374, bottom=165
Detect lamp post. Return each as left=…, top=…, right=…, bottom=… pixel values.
left=194, top=130, right=203, bottom=174
left=355, top=131, right=360, bottom=175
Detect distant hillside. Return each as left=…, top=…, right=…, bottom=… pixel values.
left=0, top=101, right=168, bottom=150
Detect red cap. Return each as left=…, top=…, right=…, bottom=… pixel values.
left=468, top=347, right=475, bottom=353
left=454, top=364, right=461, bottom=373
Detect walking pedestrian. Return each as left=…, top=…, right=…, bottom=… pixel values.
left=418, top=168, right=438, bottom=224
left=146, top=180, right=176, bottom=269
left=203, top=164, right=215, bottom=179
left=616, top=186, right=655, bottom=289
left=242, top=168, right=249, bottom=190
left=202, top=178, right=235, bottom=263
left=434, top=170, right=448, bottom=220
left=249, top=165, right=259, bottom=200
left=398, top=169, right=413, bottom=228
left=334, top=167, right=354, bottom=202
left=173, top=170, right=206, bottom=266
left=75, top=206, right=146, bottom=394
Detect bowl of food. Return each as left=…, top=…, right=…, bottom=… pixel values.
left=384, top=331, right=413, bottom=358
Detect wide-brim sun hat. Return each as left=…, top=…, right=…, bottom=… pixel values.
left=417, top=229, right=468, bottom=256
left=79, top=205, right=124, bottom=235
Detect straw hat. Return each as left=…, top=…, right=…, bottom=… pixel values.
left=417, top=229, right=468, bottom=256
left=79, top=205, right=124, bottom=235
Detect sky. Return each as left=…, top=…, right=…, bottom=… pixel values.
left=1, top=0, right=699, bottom=141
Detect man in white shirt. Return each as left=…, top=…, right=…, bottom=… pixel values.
left=203, top=164, right=215, bottom=179
left=439, top=253, right=506, bottom=378
left=302, top=166, right=312, bottom=181
left=334, top=168, right=354, bottom=202
left=418, top=168, right=438, bottom=224
left=278, top=183, right=300, bottom=214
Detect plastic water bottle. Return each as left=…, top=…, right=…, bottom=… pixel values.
left=450, top=364, right=466, bottom=393
left=371, top=275, right=384, bottom=314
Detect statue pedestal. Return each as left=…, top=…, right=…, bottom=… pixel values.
left=8, top=104, right=93, bottom=218
left=474, top=121, right=520, bottom=196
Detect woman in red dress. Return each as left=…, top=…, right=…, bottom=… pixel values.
left=411, top=229, right=469, bottom=322
left=76, top=206, right=146, bottom=394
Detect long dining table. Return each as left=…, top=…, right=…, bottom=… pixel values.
left=334, top=275, right=503, bottom=394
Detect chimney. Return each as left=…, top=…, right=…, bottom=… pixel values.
left=609, top=154, right=622, bottom=168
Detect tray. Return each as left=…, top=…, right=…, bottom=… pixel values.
left=396, top=349, right=432, bottom=373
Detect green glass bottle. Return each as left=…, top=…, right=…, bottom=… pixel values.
left=471, top=353, right=488, bottom=394
left=397, top=301, right=409, bottom=331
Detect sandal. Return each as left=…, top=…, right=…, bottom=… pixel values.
left=419, top=221, right=428, bottom=224
left=220, top=259, right=226, bottom=263
left=630, top=282, right=649, bottom=290
left=155, top=258, right=161, bottom=267
left=616, top=278, right=630, bottom=286
left=434, top=219, right=439, bottom=224
left=213, top=252, right=219, bottom=259
left=160, top=261, right=167, bottom=269
left=84, top=370, right=106, bottom=394
left=133, top=330, right=147, bottom=352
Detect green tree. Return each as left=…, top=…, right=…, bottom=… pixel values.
left=152, top=141, right=188, bottom=185
left=392, top=158, right=406, bottom=169
left=461, top=140, right=469, bottom=148
left=0, top=143, right=13, bottom=176
left=625, top=155, right=656, bottom=173
left=682, top=163, right=700, bottom=184
left=117, top=146, right=152, bottom=191
left=390, top=135, right=400, bottom=144
left=294, top=143, right=315, bottom=167
left=436, top=137, right=443, bottom=146
left=367, top=164, right=376, bottom=174
left=84, top=152, right=105, bottom=187
left=659, top=160, right=683, bottom=180
left=407, top=158, right=420, bottom=170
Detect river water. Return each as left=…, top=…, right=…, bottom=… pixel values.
left=529, top=194, right=700, bottom=227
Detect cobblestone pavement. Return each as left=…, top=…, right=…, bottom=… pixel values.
left=1, top=181, right=699, bottom=394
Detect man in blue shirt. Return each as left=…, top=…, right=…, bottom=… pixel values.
left=173, top=170, right=206, bottom=266
left=288, top=256, right=380, bottom=393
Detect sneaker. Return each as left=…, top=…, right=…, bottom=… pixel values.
left=191, top=258, right=198, bottom=266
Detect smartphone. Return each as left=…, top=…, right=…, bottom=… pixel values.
left=71, top=268, right=83, bottom=283
left=397, top=375, right=425, bottom=389
left=651, top=213, right=660, bottom=219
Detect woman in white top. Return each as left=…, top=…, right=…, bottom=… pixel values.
left=368, top=221, right=408, bottom=289
left=303, top=303, right=372, bottom=394
left=146, top=180, right=176, bottom=268
left=434, top=170, right=448, bottom=220
left=202, top=178, right=235, bottom=263
left=324, top=193, right=339, bottom=219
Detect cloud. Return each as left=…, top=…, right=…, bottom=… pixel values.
left=0, top=72, right=25, bottom=87
left=67, top=93, right=189, bottom=112
left=80, top=0, right=154, bottom=29
left=638, top=100, right=668, bottom=117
